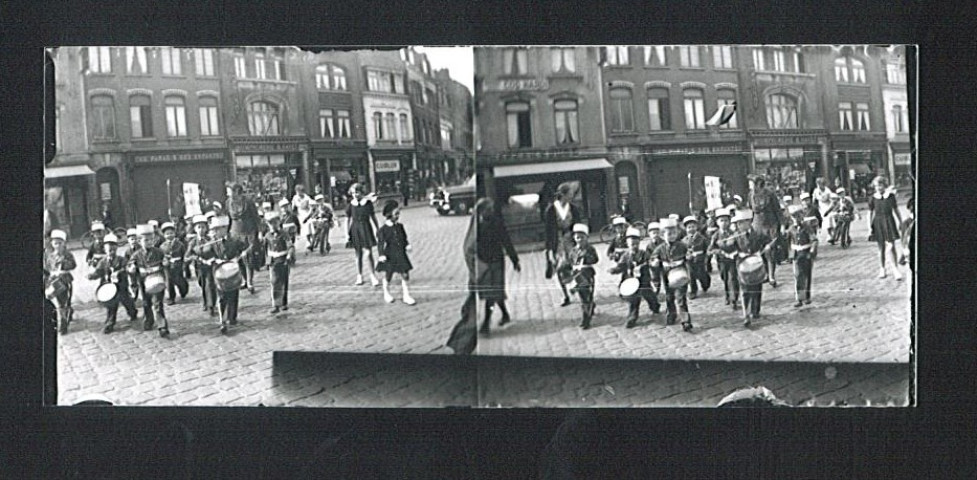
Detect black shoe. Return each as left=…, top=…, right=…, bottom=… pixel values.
left=220, top=325, right=228, bottom=335
left=689, top=291, right=698, bottom=300
left=499, top=314, right=510, bottom=327
left=230, top=318, right=238, bottom=326
left=202, top=305, right=209, bottom=311
left=159, top=328, right=169, bottom=338
left=282, top=305, right=288, bottom=311
left=143, top=320, right=154, bottom=331
left=271, top=307, right=280, bottom=314
left=804, top=299, right=812, bottom=305
left=769, top=279, right=778, bottom=288
left=248, top=286, right=256, bottom=294
left=479, top=326, right=490, bottom=335
left=181, top=294, right=187, bottom=300
left=166, top=299, right=176, bottom=306
left=129, top=316, right=138, bottom=322
left=828, top=240, right=836, bottom=245
left=559, top=297, right=571, bottom=307
left=580, top=321, right=591, bottom=330
left=794, top=301, right=803, bottom=308
left=103, top=324, right=114, bottom=334
left=681, top=321, right=693, bottom=332
left=724, top=298, right=730, bottom=305
left=209, top=308, right=217, bottom=317
left=732, top=303, right=740, bottom=311
left=743, top=317, right=751, bottom=327
left=666, top=315, right=676, bottom=326
left=625, top=320, right=637, bottom=329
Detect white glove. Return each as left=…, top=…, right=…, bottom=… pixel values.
left=378, top=255, right=388, bottom=263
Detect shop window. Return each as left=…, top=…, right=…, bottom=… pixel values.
left=125, top=47, right=149, bottom=75
left=605, top=46, right=629, bottom=66
left=839, top=102, right=853, bottom=131
left=234, top=56, right=246, bottom=78
left=683, top=88, right=706, bottom=130
left=503, top=48, right=529, bottom=74
left=161, top=47, right=182, bottom=76
left=129, top=94, right=153, bottom=138
left=248, top=101, right=280, bottom=136
left=194, top=48, right=215, bottom=76
left=766, top=94, right=798, bottom=129
left=399, top=113, right=410, bottom=141
left=752, top=48, right=765, bottom=71
left=856, top=103, right=870, bottom=130
left=645, top=46, right=667, bottom=67
left=678, top=46, right=700, bottom=68
left=608, top=87, right=634, bottom=132
left=553, top=99, right=579, bottom=145
left=647, top=87, right=670, bottom=131
left=87, top=47, right=112, bottom=73
left=164, top=96, right=187, bottom=137
left=551, top=47, right=575, bottom=72
left=506, top=101, right=532, bottom=148
left=199, top=96, right=219, bottom=136
left=90, top=94, right=116, bottom=140
left=712, top=46, right=732, bottom=69
left=717, top=89, right=737, bottom=129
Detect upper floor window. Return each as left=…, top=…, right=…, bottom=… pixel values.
left=399, top=113, right=411, bottom=141
left=856, top=103, right=870, bottom=130
left=367, top=70, right=403, bottom=93
left=125, top=47, right=149, bottom=75
left=234, top=56, right=246, bottom=78
left=336, top=110, right=351, bottom=138
left=834, top=57, right=848, bottom=82
left=553, top=99, right=579, bottom=145
left=373, top=112, right=384, bottom=139
left=717, top=89, right=738, bottom=129
left=647, top=87, right=670, bottom=131
left=791, top=50, right=804, bottom=73
left=608, top=87, right=634, bottom=132
left=712, top=46, right=733, bottom=69
left=683, top=89, right=706, bottom=130
left=892, top=105, right=906, bottom=133
left=752, top=48, right=765, bottom=71
left=551, top=47, right=576, bottom=73
left=129, top=94, right=153, bottom=138
left=161, top=47, right=182, bottom=76
left=839, top=102, right=853, bottom=130
left=90, top=95, right=116, bottom=140
left=678, top=46, right=701, bottom=68
left=767, top=94, right=798, bottom=129
left=503, top=48, right=529, bottom=75
left=87, top=47, right=112, bottom=73
left=316, top=64, right=347, bottom=90
left=385, top=113, right=397, bottom=141
left=199, top=96, right=220, bottom=136
left=164, top=96, right=187, bottom=137
left=247, top=101, right=280, bottom=135
left=772, top=50, right=785, bottom=72
left=194, top=49, right=215, bottom=76
left=884, top=59, right=907, bottom=84
left=506, top=101, right=532, bottom=148
left=255, top=54, right=267, bottom=80
left=836, top=56, right=866, bottom=83
left=645, top=46, right=667, bottom=67
left=605, top=46, right=630, bottom=66
left=425, top=88, right=436, bottom=106
left=851, top=58, right=866, bottom=83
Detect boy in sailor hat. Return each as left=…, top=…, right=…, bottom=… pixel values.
left=184, top=214, right=218, bottom=316
left=609, top=226, right=660, bottom=328
left=123, top=227, right=142, bottom=301
left=786, top=205, right=819, bottom=307
left=195, top=215, right=249, bottom=334
left=87, top=233, right=138, bottom=333
left=44, top=229, right=77, bottom=335
left=682, top=215, right=711, bottom=299
left=606, top=215, right=630, bottom=263
left=86, top=221, right=107, bottom=268
left=649, top=218, right=693, bottom=331
left=644, top=221, right=665, bottom=295
left=566, top=223, right=599, bottom=329
left=731, top=209, right=777, bottom=326
left=709, top=207, right=741, bottom=309
left=264, top=210, right=295, bottom=314
left=799, top=191, right=822, bottom=231
left=127, top=224, right=170, bottom=337
left=307, top=193, right=335, bottom=255
left=160, top=222, right=189, bottom=305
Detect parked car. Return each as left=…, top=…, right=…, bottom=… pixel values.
left=430, top=176, right=476, bottom=215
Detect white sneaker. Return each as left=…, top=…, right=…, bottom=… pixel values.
left=370, top=275, right=380, bottom=287
left=402, top=294, right=416, bottom=306
left=878, top=268, right=886, bottom=279
left=355, top=274, right=364, bottom=285
left=384, top=291, right=395, bottom=303
left=894, top=269, right=903, bottom=281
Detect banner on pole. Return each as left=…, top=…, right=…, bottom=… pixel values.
left=704, top=176, right=723, bottom=211
left=183, top=183, right=202, bottom=216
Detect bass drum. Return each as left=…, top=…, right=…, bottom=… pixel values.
left=214, top=261, right=243, bottom=292
left=737, top=255, right=767, bottom=285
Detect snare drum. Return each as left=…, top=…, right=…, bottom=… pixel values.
left=737, top=255, right=766, bottom=285
left=214, top=262, right=243, bottom=292
left=618, top=277, right=640, bottom=301
left=143, top=272, right=166, bottom=295
left=45, top=276, right=68, bottom=300
left=666, top=268, right=689, bottom=289
left=95, top=283, right=119, bottom=305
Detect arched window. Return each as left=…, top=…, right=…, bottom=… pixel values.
left=553, top=99, right=579, bottom=144
left=850, top=58, right=866, bottom=83
left=332, top=66, right=347, bottom=90
left=199, top=96, right=219, bottom=136
left=129, top=94, right=153, bottom=138
left=716, top=89, right=737, bottom=129
left=683, top=89, right=705, bottom=130
left=248, top=101, right=280, bottom=136
left=90, top=94, right=116, bottom=140
left=506, top=101, right=532, bottom=148
left=608, top=87, right=634, bottom=132
left=766, top=94, right=798, bottom=129
left=164, top=96, right=187, bottom=137
left=647, top=87, right=670, bottom=130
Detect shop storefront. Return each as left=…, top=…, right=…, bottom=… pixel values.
left=44, top=164, right=96, bottom=239
left=642, top=143, right=749, bottom=220
left=128, top=150, right=228, bottom=222
left=752, top=147, right=821, bottom=198
left=230, top=137, right=310, bottom=206
left=832, top=146, right=886, bottom=200
left=312, top=151, right=368, bottom=211
left=368, top=148, right=413, bottom=204
left=890, top=143, right=913, bottom=188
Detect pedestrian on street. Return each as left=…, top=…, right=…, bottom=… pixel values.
left=812, top=177, right=834, bottom=242
left=148, top=220, right=164, bottom=248
left=306, top=194, right=334, bottom=255
left=345, top=183, right=381, bottom=287
left=184, top=215, right=217, bottom=317
left=44, top=229, right=76, bottom=335
left=650, top=218, right=694, bottom=332
left=732, top=209, right=776, bottom=327
left=709, top=207, right=741, bottom=310
left=472, top=198, right=520, bottom=335
left=868, top=176, right=904, bottom=280
left=196, top=215, right=249, bottom=334
left=830, top=187, right=859, bottom=246
left=160, top=222, right=189, bottom=305
left=128, top=224, right=170, bottom=337
left=543, top=182, right=583, bottom=307
left=748, top=174, right=784, bottom=287
left=565, top=223, right=598, bottom=329
left=786, top=206, right=819, bottom=307
left=87, top=233, right=138, bottom=333
left=703, top=207, right=719, bottom=273
left=609, top=226, right=659, bottom=328
left=291, top=184, right=314, bottom=250
left=799, top=192, right=822, bottom=232
left=376, top=200, right=416, bottom=306
left=226, top=182, right=261, bottom=293
left=682, top=215, right=711, bottom=299
left=446, top=209, right=479, bottom=354
left=265, top=211, right=294, bottom=314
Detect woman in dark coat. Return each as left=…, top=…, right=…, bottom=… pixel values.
left=226, top=183, right=260, bottom=293
left=345, top=183, right=380, bottom=287
left=473, top=198, right=521, bottom=334
left=543, top=182, right=583, bottom=306
left=867, top=176, right=904, bottom=280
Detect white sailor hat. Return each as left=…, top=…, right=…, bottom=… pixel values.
left=836, top=187, right=846, bottom=194
left=731, top=209, right=754, bottom=223
left=625, top=227, right=641, bottom=238
left=647, top=221, right=661, bottom=230
left=191, top=214, right=208, bottom=225
left=787, top=205, right=803, bottom=216
left=50, top=229, right=67, bottom=241
left=209, top=216, right=230, bottom=228
left=782, top=195, right=793, bottom=203
left=715, top=208, right=731, bottom=218
left=212, top=201, right=222, bottom=209
left=135, top=224, right=155, bottom=236
left=160, top=222, right=176, bottom=232
left=90, top=221, right=105, bottom=231
left=660, top=218, right=678, bottom=229
left=611, top=215, right=628, bottom=226
left=264, top=211, right=281, bottom=221
left=204, top=211, right=217, bottom=219
left=126, top=228, right=138, bottom=237
left=147, top=220, right=159, bottom=227
left=278, top=198, right=290, bottom=207
left=261, top=201, right=272, bottom=210
left=103, top=233, right=119, bottom=244
left=314, top=194, right=325, bottom=201
left=799, top=191, right=811, bottom=200
left=733, top=194, right=743, bottom=202
left=682, top=215, right=699, bottom=225
left=668, top=214, right=680, bottom=221
left=572, top=223, right=589, bottom=235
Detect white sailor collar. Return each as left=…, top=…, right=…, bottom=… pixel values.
left=384, top=219, right=395, bottom=227
left=350, top=197, right=370, bottom=206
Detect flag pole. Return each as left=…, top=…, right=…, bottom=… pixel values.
left=167, top=178, right=172, bottom=217
left=688, top=172, right=693, bottom=216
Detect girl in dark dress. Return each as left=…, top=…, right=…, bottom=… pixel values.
left=376, top=200, right=415, bottom=305
left=543, top=182, right=582, bottom=307
left=473, top=198, right=521, bottom=334
left=345, top=183, right=380, bottom=287
left=867, top=176, right=903, bottom=280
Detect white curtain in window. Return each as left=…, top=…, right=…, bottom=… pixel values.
left=684, top=91, right=704, bottom=129
left=130, top=106, right=143, bottom=137
left=399, top=114, right=409, bottom=140
left=857, top=104, right=870, bottom=130
left=194, top=49, right=214, bottom=76
left=753, top=48, right=765, bottom=70
left=835, top=58, right=848, bottom=82
left=320, top=110, right=333, bottom=137
left=235, top=57, right=246, bottom=78
left=126, top=47, right=147, bottom=74
left=839, top=103, right=852, bottom=130
left=385, top=113, right=397, bottom=141
left=503, top=49, right=514, bottom=74
left=255, top=56, right=266, bottom=79
left=506, top=113, right=519, bottom=147
left=333, top=67, right=346, bottom=90
left=89, top=47, right=112, bottom=73
left=852, top=59, right=865, bottom=82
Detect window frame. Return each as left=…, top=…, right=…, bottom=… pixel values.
left=503, top=48, right=530, bottom=75
left=850, top=58, right=866, bottom=83
left=678, top=46, right=701, bottom=68
left=608, top=87, right=635, bottom=133
left=838, top=102, right=854, bottom=131
left=247, top=101, right=281, bottom=136
left=766, top=94, right=799, bottom=129
left=90, top=94, right=116, bottom=140
left=160, top=47, right=183, bottom=76
left=712, top=46, right=733, bottom=69
left=125, top=47, right=149, bottom=75
left=605, top=46, right=630, bottom=66
left=198, top=96, right=220, bottom=136
left=505, top=101, right=532, bottom=148
left=646, top=87, right=670, bottom=131
left=772, top=50, right=785, bottom=72
left=234, top=56, right=247, bottom=78
left=553, top=98, right=579, bottom=145
left=644, top=46, right=668, bottom=67
left=88, top=47, right=112, bottom=74
left=752, top=48, right=765, bottom=71
left=551, top=47, right=576, bottom=73
left=319, top=108, right=335, bottom=138
left=399, top=113, right=410, bottom=141
left=856, top=103, right=870, bottom=130
left=164, top=95, right=188, bottom=137
left=682, top=88, right=706, bottom=130
left=716, top=89, right=738, bottom=129
left=129, top=94, right=153, bottom=138
left=835, top=57, right=849, bottom=82
left=194, top=48, right=215, bottom=77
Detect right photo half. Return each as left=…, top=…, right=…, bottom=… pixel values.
left=472, top=45, right=914, bottom=407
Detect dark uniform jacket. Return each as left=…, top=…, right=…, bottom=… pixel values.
left=160, top=238, right=187, bottom=265
left=566, top=244, right=598, bottom=286
left=734, top=229, right=772, bottom=257
left=265, top=227, right=294, bottom=264
left=44, top=247, right=77, bottom=283
left=710, top=227, right=740, bottom=262
left=196, top=237, right=248, bottom=265
left=682, top=232, right=709, bottom=262
left=610, top=247, right=652, bottom=284
left=650, top=241, right=690, bottom=275
left=87, top=254, right=130, bottom=289
left=606, top=234, right=628, bottom=262
left=128, top=246, right=166, bottom=275
left=785, top=223, right=817, bottom=260
left=86, top=240, right=106, bottom=267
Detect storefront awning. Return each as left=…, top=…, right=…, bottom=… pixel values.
left=493, top=158, right=613, bottom=178
left=44, top=164, right=95, bottom=178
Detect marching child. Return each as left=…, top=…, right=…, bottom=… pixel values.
left=786, top=205, right=819, bottom=307
left=124, top=228, right=142, bottom=302
left=732, top=210, right=775, bottom=327
left=265, top=211, right=295, bottom=314
left=160, top=222, right=189, bottom=305
left=44, top=229, right=76, bottom=335
left=566, top=223, right=598, bottom=329
left=703, top=208, right=719, bottom=273
left=709, top=208, right=741, bottom=310
left=307, top=194, right=335, bottom=255
left=278, top=198, right=300, bottom=266
left=682, top=215, right=711, bottom=299
left=799, top=192, right=822, bottom=232
left=87, top=233, right=138, bottom=333
left=645, top=222, right=665, bottom=295
left=650, top=218, right=693, bottom=332
left=127, top=224, right=170, bottom=337
left=196, top=216, right=249, bottom=334
left=85, top=221, right=107, bottom=268
left=609, top=226, right=659, bottom=328
left=376, top=201, right=416, bottom=305
left=606, top=215, right=630, bottom=263
left=184, top=215, right=218, bottom=317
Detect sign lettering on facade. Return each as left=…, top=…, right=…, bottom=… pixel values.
left=240, top=143, right=300, bottom=153
left=648, top=145, right=741, bottom=155
left=375, top=160, right=401, bottom=172
left=133, top=151, right=224, bottom=163
left=753, top=136, right=825, bottom=147
left=495, top=78, right=549, bottom=91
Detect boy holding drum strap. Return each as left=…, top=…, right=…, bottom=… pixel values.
left=732, top=210, right=775, bottom=327
left=87, top=233, right=138, bottom=333
left=682, top=215, right=711, bottom=299
left=566, top=224, right=599, bottom=330
left=606, top=215, right=630, bottom=263
left=196, top=216, right=249, bottom=334
left=650, top=218, right=694, bottom=332
left=160, top=222, right=189, bottom=306
left=185, top=215, right=218, bottom=317
left=709, top=208, right=741, bottom=310
left=786, top=206, right=819, bottom=308
left=609, top=226, right=659, bottom=329
left=128, top=224, right=170, bottom=337
left=85, top=221, right=107, bottom=268
left=44, top=229, right=76, bottom=335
